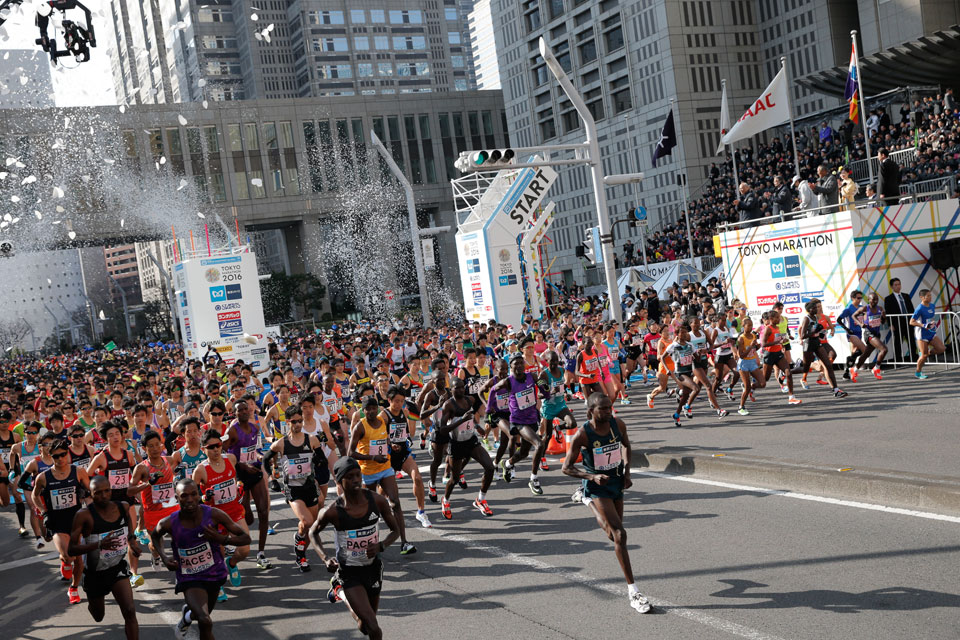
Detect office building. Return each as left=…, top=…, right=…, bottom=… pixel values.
left=468, top=0, right=501, bottom=90
left=0, top=49, right=54, bottom=109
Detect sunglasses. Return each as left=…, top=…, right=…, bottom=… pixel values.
left=52, top=452, right=69, bottom=460
left=24, top=431, right=39, bottom=435
left=71, top=433, right=85, bottom=438
left=204, top=442, right=222, bottom=449
left=289, top=418, right=303, bottom=424
left=40, top=442, right=53, bottom=447
left=210, top=412, right=224, bottom=417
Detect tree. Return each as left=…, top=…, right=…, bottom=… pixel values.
left=260, top=272, right=327, bottom=324
left=0, top=318, right=31, bottom=354
left=140, top=300, right=174, bottom=340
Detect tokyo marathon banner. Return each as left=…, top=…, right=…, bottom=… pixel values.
left=174, top=252, right=268, bottom=368
left=719, top=212, right=859, bottom=355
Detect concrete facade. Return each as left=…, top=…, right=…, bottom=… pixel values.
left=0, top=49, right=54, bottom=109
left=468, top=0, right=502, bottom=90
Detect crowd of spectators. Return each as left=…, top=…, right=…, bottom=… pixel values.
left=618, top=90, right=960, bottom=267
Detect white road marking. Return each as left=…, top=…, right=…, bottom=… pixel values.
left=0, top=551, right=57, bottom=573
left=424, top=527, right=788, bottom=640
left=638, top=471, right=960, bottom=524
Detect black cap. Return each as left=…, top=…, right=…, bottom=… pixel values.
left=333, top=456, right=361, bottom=482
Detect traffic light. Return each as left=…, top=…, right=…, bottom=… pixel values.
left=580, top=227, right=597, bottom=263
left=454, top=148, right=516, bottom=173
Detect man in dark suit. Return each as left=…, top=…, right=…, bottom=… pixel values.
left=771, top=175, right=793, bottom=216
left=876, top=147, right=901, bottom=206
left=883, top=277, right=916, bottom=362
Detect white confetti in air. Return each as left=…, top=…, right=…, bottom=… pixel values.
left=202, top=100, right=209, bottom=109
left=34, top=211, right=42, bottom=220
left=251, top=12, right=258, bottom=20
left=160, top=156, right=167, bottom=165
left=99, top=310, right=105, bottom=320
left=10, top=195, right=20, bottom=203
left=64, top=116, right=71, bottom=129
left=47, top=279, right=52, bottom=284
left=178, top=114, right=188, bottom=126
left=198, top=79, right=207, bottom=88
left=263, top=32, right=271, bottom=43
left=177, top=178, right=188, bottom=190
left=19, top=75, right=28, bottom=85
left=14, top=160, right=24, bottom=168
left=11, top=217, right=18, bottom=224
left=0, top=172, right=7, bottom=180
left=21, top=175, right=36, bottom=185
left=55, top=205, right=64, bottom=213
left=119, top=105, right=126, bottom=113
left=0, top=222, right=6, bottom=229
left=120, top=219, right=125, bottom=227
left=175, top=20, right=187, bottom=30
left=197, top=212, right=205, bottom=218
left=254, top=32, right=262, bottom=41
left=68, top=231, right=76, bottom=240
left=250, top=178, right=263, bottom=187
left=53, top=186, right=64, bottom=198
left=5, top=157, right=15, bottom=166
left=3, top=214, right=10, bottom=222
left=266, top=23, right=275, bottom=32
left=155, top=162, right=160, bottom=171
left=52, top=220, right=61, bottom=224
left=103, top=158, right=115, bottom=165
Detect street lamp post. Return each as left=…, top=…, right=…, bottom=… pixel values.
left=108, top=275, right=132, bottom=341
left=370, top=131, right=432, bottom=328
left=146, top=249, right=181, bottom=342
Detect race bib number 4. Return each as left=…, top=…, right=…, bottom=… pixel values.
left=178, top=542, right=214, bottom=575
left=516, top=387, right=535, bottom=410
left=151, top=482, right=176, bottom=508
left=593, top=443, right=622, bottom=471
left=51, top=486, right=77, bottom=510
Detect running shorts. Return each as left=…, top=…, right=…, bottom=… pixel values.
left=284, top=483, right=319, bottom=508
left=737, top=359, right=760, bottom=372
left=335, top=558, right=383, bottom=600
left=450, top=437, right=479, bottom=460
left=583, top=476, right=624, bottom=501
left=82, top=560, right=131, bottom=599
left=763, top=351, right=785, bottom=366
left=389, top=446, right=411, bottom=472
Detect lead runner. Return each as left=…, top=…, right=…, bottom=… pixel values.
left=562, top=393, right=652, bottom=614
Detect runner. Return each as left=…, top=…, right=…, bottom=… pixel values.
left=170, top=417, right=207, bottom=481
left=309, top=457, right=401, bottom=640
left=263, top=405, right=326, bottom=571
left=0, top=410, right=28, bottom=534
left=437, top=378, right=495, bottom=519
left=67, top=475, right=141, bottom=639
left=537, top=351, right=577, bottom=466
left=12, top=425, right=52, bottom=547
left=733, top=317, right=765, bottom=415
left=910, top=289, right=945, bottom=379
left=491, top=355, right=545, bottom=495
left=348, top=396, right=415, bottom=554
left=760, top=310, right=802, bottom=405
left=381, top=386, right=431, bottom=528
left=688, top=316, right=729, bottom=418
left=127, top=430, right=180, bottom=573
left=851, top=292, right=888, bottom=379
left=662, top=323, right=698, bottom=427
left=151, top=479, right=251, bottom=640
left=837, top=291, right=867, bottom=381
left=562, top=393, right=652, bottom=614
left=193, top=429, right=250, bottom=598
left=33, top=437, right=90, bottom=603
left=222, top=399, right=273, bottom=569
left=798, top=299, right=848, bottom=397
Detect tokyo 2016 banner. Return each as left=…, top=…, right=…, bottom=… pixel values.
left=175, top=252, right=268, bottom=368
left=719, top=212, right=859, bottom=355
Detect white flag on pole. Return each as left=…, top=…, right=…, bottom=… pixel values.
left=717, top=82, right=731, bottom=154
left=720, top=68, right=789, bottom=147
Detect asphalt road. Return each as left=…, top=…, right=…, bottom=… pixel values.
left=2, top=460, right=958, bottom=640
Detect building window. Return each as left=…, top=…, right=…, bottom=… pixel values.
left=451, top=55, right=465, bottom=68
left=205, top=61, right=241, bottom=76
left=309, top=10, right=344, bottom=25
left=201, top=35, right=237, bottom=49
left=350, top=9, right=365, bottom=23
left=318, top=64, right=352, bottom=79
left=585, top=88, right=604, bottom=121
left=578, top=39, right=596, bottom=64
left=603, top=25, right=623, bottom=52
left=448, top=31, right=461, bottom=44
left=393, top=36, right=426, bottom=50
left=198, top=7, right=232, bottom=22
left=354, top=36, right=369, bottom=50
left=375, top=36, right=389, bottom=50
left=539, top=117, right=556, bottom=140
left=549, top=0, right=565, bottom=20
left=378, top=63, right=394, bottom=76
left=244, top=123, right=259, bottom=150
left=228, top=124, right=243, bottom=151
left=445, top=8, right=458, bottom=20
left=358, top=63, right=374, bottom=77
left=313, top=37, right=348, bottom=52
left=532, top=65, right=547, bottom=86
left=389, top=10, right=422, bottom=24
left=370, top=9, right=385, bottom=22
left=612, top=88, right=632, bottom=114
left=454, top=78, right=467, bottom=91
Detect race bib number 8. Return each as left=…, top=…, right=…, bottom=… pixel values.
left=370, top=439, right=389, bottom=458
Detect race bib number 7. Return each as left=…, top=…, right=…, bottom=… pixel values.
left=593, top=443, right=622, bottom=471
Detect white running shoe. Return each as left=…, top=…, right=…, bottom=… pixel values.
left=415, top=511, right=433, bottom=528
left=630, top=591, right=652, bottom=614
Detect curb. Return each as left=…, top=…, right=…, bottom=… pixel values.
left=637, top=449, right=960, bottom=516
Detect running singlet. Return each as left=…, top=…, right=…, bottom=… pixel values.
left=506, top=373, right=539, bottom=424
left=85, top=501, right=128, bottom=572
left=385, top=410, right=408, bottom=445
left=356, top=418, right=391, bottom=476
left=541, top=370, right=567, bottom=415
left=578, top=349, right=601, bottom=385
left=228, top=422, right=261, bottom=467
left=41, top=465, right=82, bottom=531
left=281, top=436, right=314, bottom=488
left=581, top=418, right=624, bottom=478
left=199, top=458, right=243, bottom=522
left=912, top=303, right=939, bottom=339
left=714, top=327, right=734, bottom=356
left=485, top=379, right=511, bottom=416
left=863, top=306, right=884, bottom=335
left=602, top=339, right=622, bottom=374
left=104, top=449, right=133, bottom=502
left=460, top=366, right=484, bottom=397
left=664, top=341, right=695, bottom=375
left=333, top=491, right=381, bottom=568
left=0, top=430, right=14, bottom=467
left=170, top=506, right=227, bottom=584
left=140, top=459, right=179, bottom=514
left=175, top=446, right=207, bottom=481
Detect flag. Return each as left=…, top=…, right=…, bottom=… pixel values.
left=104, top=341, right=117, bottom=352
left=652, top=109, right=676, bottom=167
left=717, top=82, right=731, bottom=154
left=843, top=45, right=859, bottom=124
left=721, top=67, right=790, bottom=147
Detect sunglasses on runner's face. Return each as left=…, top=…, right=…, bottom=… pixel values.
left=25, top=430, right=39, bottom=435
left=210, top=412, right=224, bottom=416
left=204, top=442, right=221, bottom=449
left=71, top=432, right=85, bottom=438
left=289, top=418, right=303, bottom=424
left=52, top=452, right=68, bottom=460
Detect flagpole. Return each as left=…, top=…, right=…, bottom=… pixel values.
left=780, top=56, right=801, bottom=180
left=722, top=79, right=741, bottom=188
left=851, top=30, right=875, bottom=186
left=670, top=98, right=696, bottom=267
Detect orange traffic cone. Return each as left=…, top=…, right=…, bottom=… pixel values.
left=546, top=420, right=566, bottom=455
left=564, top=428, right=582, bottom=463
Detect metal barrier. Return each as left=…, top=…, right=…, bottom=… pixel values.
left=899, top=175, right=957, bottom=201
left=878, top=312, right=960, bottom=370
left=847, top=147, right=917, bottom=184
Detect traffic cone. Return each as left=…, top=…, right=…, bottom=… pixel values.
left=564, top=428, right=582, bottom=463
left=546, top=419, right=566, bottom=455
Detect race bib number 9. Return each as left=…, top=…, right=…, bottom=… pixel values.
left=178, top=542, right=214, bottom=575
left=593, top=443, right=622, bottom=471
left=286, top=456, right=311, bottom=480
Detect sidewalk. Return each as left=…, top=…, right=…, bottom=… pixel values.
left=614, top=367, right=960, bottom=514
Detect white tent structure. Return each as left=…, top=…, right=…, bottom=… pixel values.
left=617, top=267, right=657, bottom=297
left=652, top=261, right=704, bottom=296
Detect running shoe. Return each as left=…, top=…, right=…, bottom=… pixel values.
left=176, top=604, right=191, bottom=638
left=667, top=388, right=677, bottom=398
left=716, top=408, right=728, bottom=418
left=872, top=366, right=882, bottom=380
left=400, top=542, right=417, bottom=555
left=529, top=477, right=543, bottom=496
left=672, top=412, right=682, bottom=428
left=682, top=405, right=693, bottom=419
left=499, top=460, right=514, bottom=483
left=800, top=379, right=809, bottom=390
left=842, top=370, right=851, bottom=380
left=620, top=397, right=631, bottom=405
left=630, top=591, right=652, bottom=614
left=256, top=552, right=272, bottom=569
left=227, top=556, right=241, bottom=587
left=269, top=478, right=282, bottom=492
left=129, top=573, right=144, bottom=588
left=493, top=467, right=502, bottom=481
left=135, top=528, right=150, bottom=547
left=327, top=580, right=343, bottom=604
left=915, top=371, right=928, bottom=380
left=473, top=499, right=494, bottom=516
left=780, top=384, right=788, bottom=394
left=646, top=394, right=655, bottom=409
left=415, top=511, right=433, bottom=528
left=66, top=586, right=80, bottom=604
left=35, top=537, right=44, bottom=549
left=441, top=500, right=453, bottom=520
left=297, top=557, right=311, bottom=572
left=788, top=396, right=802, bottom=405
left=850, top=369, right=858, bottom=383
left=749, top=392, right=756, bottom=402
left=539, top=459, right=550, bottom=472
left=267, top=524, right=277, bottom=535
left=428, top=485, right=438, bottom=502
left=482, top=437, right=493, bottom=451
left=777, top=371, right=785, bottom=385
left=457, top=474, right=468, bottom=490
left=395, top=471, right=404, bottom=479
left=816, top=379, right=829, bottom=385
left=737, top=408, right=749, bottom=416
left=726, top=388, right=736, bottom=402
left=152, top=554, right=162, bottom=570
left=17, top=527, right=29, bottom=538
left=571, top=486, right=584, bottom=504
left=217, top=587, right=228, bottom=602
left=60, top=560, right=71, bottom=581
left=833, top=388, right=848, bottom=398
left=419, top=433, right=427, bottom=449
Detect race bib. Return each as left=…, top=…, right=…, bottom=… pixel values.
left=108, top=468, right=130, bottom=489
left=649, top=338, right=660, bottom=349
left=584, top=357, right=599, bottom=371
left=0, top=448, right=9, bottom=465
left=51, top=486, right=77, bottom=510
left=286, top=456, right=311, bottom=480
left=516, top=387, right=535, bottom=410
left=345, top=525, right=379, bottom=559
left=278, top=421, right=288, bottom=435
left=598, top=355, right=609, bottom=367
left=369, top=439, right=388, bottom=458
left=679, top=354, right=694, bottom=366
left=99, top=527, right=128, bottom=564
left=495, top=391, right=510, bottom=406
left=213, top=479, right=237, bottom=504
left=178, top=542, right=214, bottom=575
left=593, top=442, right=622, bottom=471
left=389, top=423, right=408, bottom=443
left=868, top=317, right=881, bottom=328
left=455, top=418, right=475, bottom=439
left=239, top=445, right=258, bottom=464
left=608, top=347, right=619, bottom=359
left=151, top=482, right=177, bottom=508
left=93, top=441, right=106, bottom=452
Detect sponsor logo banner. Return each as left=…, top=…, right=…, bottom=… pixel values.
left=756, top=295, right=778, bottom=306
left=778, top=293, right=800, bottom=304
left=775, top=280, right=800, bottom=290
